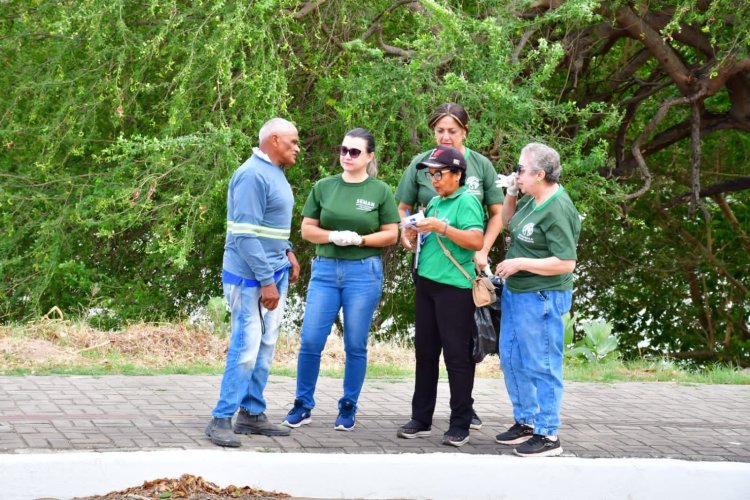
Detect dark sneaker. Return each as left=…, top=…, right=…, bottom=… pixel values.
left=495, top=422, right=534, bottom=445
left=234, top=409, right=291, bottom=436
left=282, top=399, right=312, bottom=428
left=470, top=410, right=482, bottom=430
left=397, top=419, right=432, bottom=439
left=442, top=428, right=470, bottom=447
left=334, top=400, right=356, bottom=431
left=205, top=417, right=241, bottom=447
left=514, top=434, right=563, bottom=457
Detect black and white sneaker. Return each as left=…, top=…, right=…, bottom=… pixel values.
left=470, top=410, right=482, bottom=430
left=442, top=429, right=470, bottom=447
left=495, top=422, right=534, bottom=444
left=513, top=434, right=563, bottom=457
left=397, top=419, right=432, bottom=439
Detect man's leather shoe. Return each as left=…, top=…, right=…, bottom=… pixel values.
left=234, top=409, right=291, bottom=436
left=205, top=417, right=241, bottom=447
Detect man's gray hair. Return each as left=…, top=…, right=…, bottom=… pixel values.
left=521, top=142, right=562, bottom=183
left=258, top=118, right=296, bottom=143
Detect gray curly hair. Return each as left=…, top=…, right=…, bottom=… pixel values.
left=521, top=142, right=562, bottom=183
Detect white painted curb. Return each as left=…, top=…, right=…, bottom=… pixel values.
left=1, top=450, right=748, bottom=500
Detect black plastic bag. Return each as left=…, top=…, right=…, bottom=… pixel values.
left=487, top=275, right=503, bottom=333
left=472, top=276, right=502, bottom=363
left=472, top=307, right=497, bottom=363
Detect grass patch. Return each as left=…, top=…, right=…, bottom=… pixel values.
left=1, top=319, right=748, bottom=384
left=564, top=358, right=750, bottom=384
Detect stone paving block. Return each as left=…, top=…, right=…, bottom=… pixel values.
left=1, top=375, right=749, bottom=462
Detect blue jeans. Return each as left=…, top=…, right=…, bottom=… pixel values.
left=500, top=287, right=572, bottom=436
left=295, top=256, right=384, bottom=409
left=212, top=270, right=289, bottom=418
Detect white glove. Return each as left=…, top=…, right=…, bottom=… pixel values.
left=505, top=172, right=519, bottom=197
left=328, top=230, right=363, bottom=246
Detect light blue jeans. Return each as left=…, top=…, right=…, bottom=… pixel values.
left=500, top=286, right=572, bottom=436
left=295, top=256, right=384, bottom=410
left=212, top=271, right=289, bottom=418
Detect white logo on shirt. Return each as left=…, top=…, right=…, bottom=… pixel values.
left=518, top=222, right=535, bottom=243
left=356, top=199, right=376, bottom=211
left=466, top=176, right=480, bottom=194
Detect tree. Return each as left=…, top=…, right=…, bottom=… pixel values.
left=516, top=0, right=750, bottom=363
left=1, top=1, right=747, bottom=364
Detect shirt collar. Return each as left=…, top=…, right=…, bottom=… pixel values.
left=443, top=185, right=468, bottom=200
left=252, top=147, right=273, bottom=165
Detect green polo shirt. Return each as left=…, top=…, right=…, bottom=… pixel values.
left=505, top=186, right=581, bottom=292
left=417, top=186, right=485, bottom=288
left=302, top=174, right=400, bottom=260
left=395, top=148, right=505, bottom=209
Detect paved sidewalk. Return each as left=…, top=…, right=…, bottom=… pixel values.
left=0, top=375, right=748, bottom=462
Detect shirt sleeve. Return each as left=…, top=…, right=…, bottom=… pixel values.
left=544, top=206, right=580, bottom=261
left=379, top=184, right=402, bottom=225
left=395, top=156, right=421, bottom=206
left=479, top=155, right=505, bottom=206
left=301, top=181, right=322, bottom=219
left=231, top=170, right=275, bottom=284
left=455, top=194, right=485, bottom=231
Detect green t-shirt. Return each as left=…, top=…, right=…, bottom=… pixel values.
left=505, top=186, right=581, bottom=292
left=395, top=148, right=505, bottom=209
left=302, top=174, right=400, bottom=259
left=417, top=187, right=485, bottom=288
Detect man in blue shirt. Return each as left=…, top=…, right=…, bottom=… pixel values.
left=205, top=118, right=301, bottom=447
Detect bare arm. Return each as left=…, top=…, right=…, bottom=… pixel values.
left=300, top=217, right=330, bottom=244
left=475, top=202, right=503, bottom=268
left=496, top=256, right=576, bottom=278
left=301, top=217, right=398, bottom=247
left=501, top=194, right=518, bottom=228
left=361, top=223, right=398, bottom=247
left=398, top=201, right=415, bottom=250
left=416, top=217, right=483, bottom=251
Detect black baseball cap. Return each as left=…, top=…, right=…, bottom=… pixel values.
left=416, top=145, right=467, bottom=171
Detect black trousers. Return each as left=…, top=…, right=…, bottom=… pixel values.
left=411, top=276, right=476, bottom=431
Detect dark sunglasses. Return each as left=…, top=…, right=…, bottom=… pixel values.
left=515, top=163, right=523, bottom=174
left=338, top=145, right=362, bottom=159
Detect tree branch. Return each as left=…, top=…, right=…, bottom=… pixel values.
left=624, top=93, right=696, bottom=200
left=615, top=111, right=750, bottom=176
left=511, top=28, right=535, bottom=63
left=667, top=349, right=749, bottom=367
left=376, top=27, right=415, bottom=58
left=663, top=177, right=750, bottom=208
left=614, top=5, right=695, bottom=95
left=689, top=102, right=704, bottom=217
left=290, top=0, right=327, bottom=20
left=363, top=0, right=418, bottom=40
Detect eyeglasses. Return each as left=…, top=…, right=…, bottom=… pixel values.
left=515, top=163, right=523, bottom=174
left=338, top=146, right=362, bottom=159
left=425, top=169, right=451, bottom=181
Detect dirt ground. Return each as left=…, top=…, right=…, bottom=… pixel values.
left=0, top=318, right=502, bottom=377
left=72, top=474, right=291, bottom=499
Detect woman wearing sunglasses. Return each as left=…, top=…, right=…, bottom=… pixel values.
left=395, top=102, right=505, bottom=430
left=397, top=145, right=485, bottom=447
left=282, top=128, right=400, bottom=432
left=493, top=143, right=580, bottom=457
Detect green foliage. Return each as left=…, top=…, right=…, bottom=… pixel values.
left=1, top=1, right=748, bottom=365
left=565, top=318, right=620, bottom=364
left=206, top=296, right=229, bottom=337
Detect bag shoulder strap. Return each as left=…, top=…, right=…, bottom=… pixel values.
left=435, top=235, right=472, bottom=282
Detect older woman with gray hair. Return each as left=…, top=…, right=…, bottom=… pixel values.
left=493, top=142, right=581, bottom=457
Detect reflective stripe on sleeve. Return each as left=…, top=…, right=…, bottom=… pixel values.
left=227, top=221, right=291, bottom=240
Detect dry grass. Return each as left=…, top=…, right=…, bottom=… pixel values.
left=0, top=318, right=502, bottom=377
